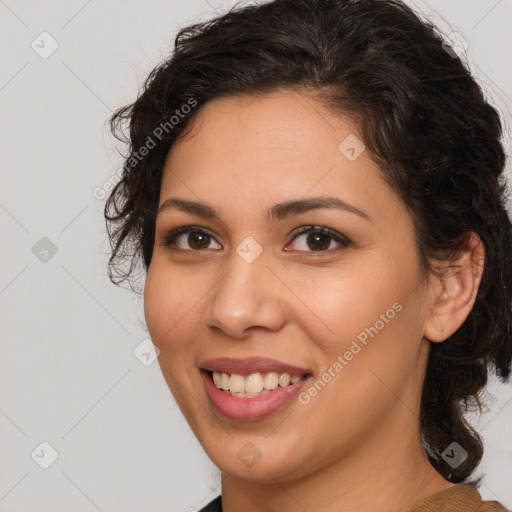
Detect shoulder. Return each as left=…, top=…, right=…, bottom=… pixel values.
left=408, top=484, right=508, bottom=512
left=197, top=488, right=509, bottom=512
left=477, top=499, right=509, bottom=512
left=198, top=495, right=222, bottom=512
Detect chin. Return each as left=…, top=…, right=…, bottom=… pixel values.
left=195, top=429, right=317, bottom=484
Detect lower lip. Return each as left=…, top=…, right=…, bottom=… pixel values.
left=201, top=370, right=309, bottom=420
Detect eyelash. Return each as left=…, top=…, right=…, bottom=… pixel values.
left=160, top=224, right=351, bottom=254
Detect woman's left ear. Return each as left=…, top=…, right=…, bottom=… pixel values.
left=423, top=232, right=485, bottom=343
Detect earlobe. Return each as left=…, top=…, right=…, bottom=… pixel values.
left=423, top=232, right=485, bottom=343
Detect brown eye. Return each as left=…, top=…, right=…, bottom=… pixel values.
left=161, top=224, right=350, bottom=254
left=287, top=226, right=350, bottom=253
left=184, top=231, right=212, bottom=250
left=162, top=226, right=222, bottom=251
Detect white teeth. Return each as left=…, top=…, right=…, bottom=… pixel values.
left=278, top=373, right=291, bottom=387
left=245, top=373, right=264, bottom=393
left=211, top=370, right=305, bottom=396
left=229, top=374, right=246, bottom=393
left=263, top=372, right=279, bottom=390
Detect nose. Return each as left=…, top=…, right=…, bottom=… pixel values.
left=203, top=243, right=287, bottom=340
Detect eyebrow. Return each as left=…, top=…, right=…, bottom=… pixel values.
left=157, top=195, right=372, bottom=223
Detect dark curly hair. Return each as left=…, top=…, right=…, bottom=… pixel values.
left=105, top=0, right=512, bottom=485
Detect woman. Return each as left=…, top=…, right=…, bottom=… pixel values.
left=105, top=0, right=512, bottom=510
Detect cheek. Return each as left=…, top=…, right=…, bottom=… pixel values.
left=144, top=267, right=166, bottom=339
left=144, top=262, right=186, bottom=347
left=296, top=265, right=403, bottom=349
left=144, top=264, right=200, bottom=406
left=312, top=276, right=425, bottom=411
left=300, top=259, right=424, bottom=391
left=143, top=259, right=209, bottom=382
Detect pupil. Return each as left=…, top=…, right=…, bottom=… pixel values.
left=309, top=233, right=329, bottom=251
left=190, top=232, right=208, bottom=249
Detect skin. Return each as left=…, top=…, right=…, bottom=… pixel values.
left=144, top=90, right=485, bottom=512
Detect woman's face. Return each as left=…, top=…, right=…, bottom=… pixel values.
left=144, top=90, right=436, bottom=483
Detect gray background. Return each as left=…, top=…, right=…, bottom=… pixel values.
left=0, top=0, right=511, bottom=511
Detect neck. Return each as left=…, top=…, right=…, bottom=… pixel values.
left=220, top=412, right=452, bottom=512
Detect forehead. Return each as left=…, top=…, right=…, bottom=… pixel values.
left=159, top=90, right=407, bottom=230
left=163, top=90, right=366, bottom=185
left=173, top=90, right=346, bottom=154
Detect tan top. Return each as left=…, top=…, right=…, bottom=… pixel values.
left=407, top=484, right=508, bottom=512
left=199, top=483, right=508, bottom=511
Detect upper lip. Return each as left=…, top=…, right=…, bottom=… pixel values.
left=200, top=357, right=311, bottom=376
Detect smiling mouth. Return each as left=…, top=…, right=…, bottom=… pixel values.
left=207, top=370, right=309, bottom=398
left=200, top=367, right=312, bottom=420
left=199, top=356, right=313, bottom=419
